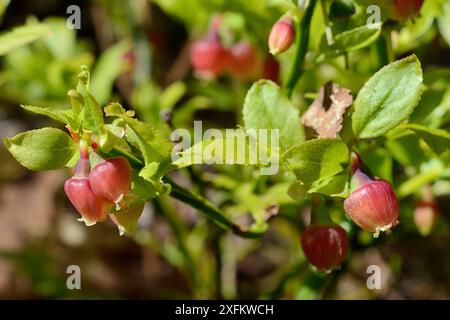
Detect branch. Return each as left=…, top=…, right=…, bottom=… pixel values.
left=163, top=176, right=266, bottom=238
left=285, top=0, right=317, bottom=98
left=107, top=147, right=266, bottom=238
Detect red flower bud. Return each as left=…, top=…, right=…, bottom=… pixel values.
left=390, top=0, right=424, bottom=21
left=64, top=158, right=112, bottom=226
left=268, top=15, right=295, bottom=55
left=414, top=200, right=439, bottom=236
left=344, top=169, right=399, bottom=237
left=228, top=42, right=261, bottom=80
left=190, top=37, right=231, bottom=77
left=89, top=156, right=132, bottom=204
left=301, top=224, right=349, bottom=272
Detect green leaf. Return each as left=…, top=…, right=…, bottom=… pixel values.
left=104, top=102, right=127, bottom=116
left=320, top=23, right=382, bottom=59
left=90, top=41, right=132, bottom=105
left=359, top=147, right=393, bottom=182
left=385, top=133, right=427, bottom=168
left=352, top=55, right=423, bottom=138
left=287, top=181, right=308, bottom=201
left=227, top=183, right=292, bottom=235
left=20, top=105, right=78, bottom=129
left=131, top=172, right=165, bottom=202
left=243, top=80, right=304, bottom=150
left=172, top=96, right=212, bottom=128
left=282, top=138, right=349, bottom=189
left=98, top=124, right=125, bottom=153
left=0, top=0, right=11, bottom=20
left=42, top=17, right=76, bottom=59
left=131, top=80, right=162, bottom=124
left=172, top=131, right=279, bottom=174
left=438, top=1, right=450, bottom=47
left=401, top=124, right=450, bottom=156
left=409, top=89, right=446, bottom=125
left=308, top=172, right=349, bottom=197
left=398, top=160, right=445, bottom=197
left=139, top=162, right=160, bottom=180
left=76, top=66, right=104, bottom=132
left=152, top=0, right=212, bottom=30
left=125, top=120, right=171, bottom=163
left=0, top=23, right=51, bottom=55
left=3, top=128, right=78, bottom=171
left=159, top=81, right=187, bottom=110
left=105, top=106, right=172, bottom=164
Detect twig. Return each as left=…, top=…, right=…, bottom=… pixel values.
left=285, top=0, right=317, bottom=98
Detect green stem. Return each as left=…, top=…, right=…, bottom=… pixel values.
left=155, top=198, right=197, bottom=287
left=373, top=29, right=393, bottom=70
left=212, top=229, right=224, bottom=299
left=373, top=34, right=388, bottom=69
left=285, top=0, right=317, bottom=98
left=163, top=176, right=265, bottom=238
left=107, top=147, right=264, bottom=238
left=187, top=166, right=205, bottom=196
left=320, top=0, right=334, bottom=45
left=385, top=29, right=394, bottom=63
left=344, top=53, right=350, bottom=70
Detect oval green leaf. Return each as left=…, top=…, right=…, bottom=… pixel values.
left=282, top=138, right=349, bottom=188
left=3, top=128, right=78, bottom=170
left=243, top=80, right=305, bottom=151
left=320, top=24, right=381, bottom=59
left=352, top=55, right=423, bottom=138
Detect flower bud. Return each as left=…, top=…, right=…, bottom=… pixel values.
left=301, top=224, right=349, bottom=272
left=64, top=158, right=112, bottom=226
left=344, top=169, right=399, bottom=237
left=228, top=42, right=261, bottom=80
left=110, top=203, right=145, bottom=236
left=390, top=0, right=424, bottom=21
left=268, top=14, right=295, bottom=56
left=89, top=156, right=132, bottom=205
left=414, top=200, right=439, bottom=236
left=190, top=37, right=231, bottom=77
left=65, top=178, right=113, bottom=226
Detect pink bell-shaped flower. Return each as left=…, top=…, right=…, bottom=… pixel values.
left=89, top=156, right=132, bottom=205
left=344, top=169, right=399, bottom=237
left=189, top=32, right=231, bottom=77
left=64, top=148, right=112, bottom=226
